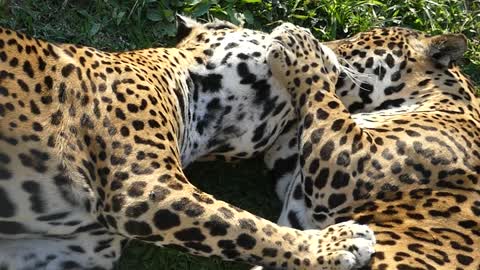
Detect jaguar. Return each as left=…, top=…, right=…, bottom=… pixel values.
left=0, top=16, right=375, bottom=270
left=262, top=23, right=480, bottom=269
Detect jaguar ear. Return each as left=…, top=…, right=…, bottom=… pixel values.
left=176, top=14, right=201, bottom=44
left=426, top=34, right=467, bottom=66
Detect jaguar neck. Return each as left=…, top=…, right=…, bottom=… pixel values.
left=179, top=62, right=232, bottom=166
left=179, top=50, right=294, bottom=167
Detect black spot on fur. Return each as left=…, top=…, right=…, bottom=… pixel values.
left=0, top=187, right=15, bottom=217
left=61, top=64, right=75, bottom=77
left=124, top=220, right=152, bottom=236
left=320, top=140, right=334, bottom=160
left=315, top=168, right=329, bottom=189
left=237, top=62, right=257, bottom=84
left=262, top=248, right=278, bottom=257
left=190, top=72, right=223, bottom=93
left=22, top=181, right=45, bottom=213
left=0, top=221, right=28, bottom=234
left=23, top=60, right=34, bottom=78
left=384, top=82, right=406, bottom=95
left=0, top=167, right=12, bottom=180
left=154, top=209, right=181, bottom=230
left=236, top=233, right=256, bottom=250
left=288, top=211, right=304, bottom=229
left=171, top=197, right=205, bottom=217
left=125, top=202, right=149, bottom=218
left=331, top=171, right=350, bottom=189
left=174, top=227, right=206, bottom=242
left=204, top=215, right=230, bottom=236
left=375, top=98, right=405, bottom=110
left=328, top=193, right=347, bottom=208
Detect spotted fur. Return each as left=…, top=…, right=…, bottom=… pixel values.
left=0, top=16, right=375, bottom=270
left=262, top=24, right=480, bottom=269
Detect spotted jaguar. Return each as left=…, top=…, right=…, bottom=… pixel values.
left=261, top=23, right=479, bottom=269
left=0, top=16, right=376, bottom=270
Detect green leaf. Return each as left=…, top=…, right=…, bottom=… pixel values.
left=192, top=1, right=212, bottom=17
left=89, top=23, right=100, bottom=36
left=226, top=7, right=241, bottom=25
left=163, top=9, right=175, bottom=22
left=187, top=0, right=204, bottom=5
left=243, top=9, right=255, bottom=25
left=241, top=0, right=261, bottom=3
left=146, top=8, right=163, bottom=22
left=76, top=9, right=90, bottom=18
left=290, top=14, right=309, bottom=20
left=156, top=22, right=176, bottom=37
left=115, top=10, right=126, bottom=25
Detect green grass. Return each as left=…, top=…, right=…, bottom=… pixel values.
left=0, top=1, right=478, bottom=83
left=0, top=1, right=478, bottom=269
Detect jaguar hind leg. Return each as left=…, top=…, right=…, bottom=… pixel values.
left=0, top=231, right=123, bottom=270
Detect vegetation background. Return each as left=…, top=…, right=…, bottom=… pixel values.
left=0, top=0, right=478, bottom=269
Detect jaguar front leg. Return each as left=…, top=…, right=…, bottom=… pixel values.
left=266, top=23, right=367, bottom=229
left=92, top=155, right=374, bottom=270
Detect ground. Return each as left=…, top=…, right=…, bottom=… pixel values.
left=0, top=1, right=478, bottom=269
